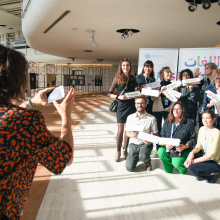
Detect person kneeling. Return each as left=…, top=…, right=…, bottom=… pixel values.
left=157, top=101, right=196, bottom=174
left=184, top=110, right=220, bottom=183
left=125, top=95, right=158, bottom=172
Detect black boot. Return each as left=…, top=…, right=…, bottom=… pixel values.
left=206, top=174, right=220, bottom=183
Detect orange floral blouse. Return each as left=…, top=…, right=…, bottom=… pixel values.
left=0, top=102, right=72, bottom=219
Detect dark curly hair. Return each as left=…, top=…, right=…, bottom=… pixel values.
left=179, top=69, right=193, bottom=81
left=0, top=44, right=28, bottom=102
left=116, top=58, right=135, bottom=84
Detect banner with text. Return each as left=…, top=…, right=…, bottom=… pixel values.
left=138, top=48, right=179, bottom=81
left=178, top=48, right=220, bottom=79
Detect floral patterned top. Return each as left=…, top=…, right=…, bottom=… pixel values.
left=0, top=102, right=72, bottom=219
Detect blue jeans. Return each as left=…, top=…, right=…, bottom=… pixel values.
left=188, top=160, right=220, bottom=178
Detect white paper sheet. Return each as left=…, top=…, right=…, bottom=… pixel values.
left=166, top=81, right=182, bottom=90
left=171, top=90, right=182, bottom=98
left=125, top=91, right=141, bottom=99
left=138, top=132, right=159, bottom=143
left=141, top=88, right=160, bottom=97
left=182, top=78, right=201, bottom=86
left=158, top=137, right=180, bottom=146
left=162, top=90, right=178, bottom=102
left=144, top=81, right=161, bottom=89
left=205, top=90, right=220, bottom=102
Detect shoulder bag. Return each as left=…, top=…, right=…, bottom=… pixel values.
left=109, top=77, right=129, bottom=113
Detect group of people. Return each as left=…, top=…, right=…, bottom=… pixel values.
left=108, top=58, right=220, bottom=184
left=0, top=43, right=219, bottom=219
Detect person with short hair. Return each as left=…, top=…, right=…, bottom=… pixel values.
left=184, top=110, right=220, bottom=183
left=178, top=68, right=201, bottom=126
left=0, top=44, right=74, bottom=219
left=125, top=95, right=158, bottom=172
left=157, top=101, right=196, bottom=174
left=152, top=66, right=172, bottom=136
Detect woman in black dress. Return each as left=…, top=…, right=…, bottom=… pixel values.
left=108, top=58, right=136, bottom=162
left=136, top=60, right=155, bottom=114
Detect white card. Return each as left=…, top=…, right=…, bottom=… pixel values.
left=141, top=88, right=160, bottom=97
left=125, top=91, right=141, bottom=99
left=144, top=81, right=161, bottom=89
left=138, top=132, right=159, bottom=143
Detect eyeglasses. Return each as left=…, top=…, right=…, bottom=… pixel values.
left=215, top=78, right=220, bottom=81
left=135, top=102, right=145, bottom=105
left=182, top=74, right=189, bottom=77
left=173, top=108, right=182, bottom=112
left=205, top=67, right=210, bottom=70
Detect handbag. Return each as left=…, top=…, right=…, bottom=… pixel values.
left=109, top=100, right=118, bottom=112
left=169, top=148, right=183, bottom=157
left=109, top=77, right=129, bottom=113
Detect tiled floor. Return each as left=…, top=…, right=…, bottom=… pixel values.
left=36, top=102, right=220, bottom=220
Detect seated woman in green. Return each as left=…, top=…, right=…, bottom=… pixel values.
left=157, top=101, right=196, bottom=174
left=184, top=110, right=220, bottom=183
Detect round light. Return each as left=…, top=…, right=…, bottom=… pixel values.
left=188, top=3, right=197, bottom=12
left=202, top=2, right=211, bottom=9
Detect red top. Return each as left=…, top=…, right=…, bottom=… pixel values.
left=0, top=103, right=72, bottom=219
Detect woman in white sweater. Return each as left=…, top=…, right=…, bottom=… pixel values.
left=184, top=110, right=220, bottom=183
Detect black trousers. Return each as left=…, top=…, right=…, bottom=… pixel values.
left=152, top=111, right=169, bottom=136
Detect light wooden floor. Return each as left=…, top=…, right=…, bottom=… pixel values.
left=34, top=101, right=220, bottom=220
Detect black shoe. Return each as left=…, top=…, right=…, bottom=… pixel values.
left=196, top=176, right=206, bottom=181
left=206, top=174, right=220, bottom=183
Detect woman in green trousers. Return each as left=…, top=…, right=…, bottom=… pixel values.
left=157, top=101, right=196, bottom=174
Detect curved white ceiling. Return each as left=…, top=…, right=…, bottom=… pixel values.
left=7, top=0, right=220, bottom=64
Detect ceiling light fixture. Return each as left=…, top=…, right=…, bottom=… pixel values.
left=186, top=0, right=219, bottom=12
left=188, top=0, right=197, bottom=11
left=202, top=0, right=211, bottom=9
left=116, top=29, right=140, bottom=40
left=87, top=29, right=97, bottom=47
left=97, top=59, right=105, bottom=63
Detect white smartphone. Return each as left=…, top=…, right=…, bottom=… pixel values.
left=46, top=86, right=65, bottom=103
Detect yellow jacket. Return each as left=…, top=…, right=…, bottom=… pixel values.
left=195, top=126, right=220, bottom=164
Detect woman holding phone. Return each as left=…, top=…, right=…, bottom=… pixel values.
left=108, top=58, right=136, bottom=162
left=0, top=44, right=74, bottom=219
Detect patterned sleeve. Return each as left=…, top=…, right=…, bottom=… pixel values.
left=24, top=110, right=73, bottom=174
left=107, top=78, right=117, bottom=97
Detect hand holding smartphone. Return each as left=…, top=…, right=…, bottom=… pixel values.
left=46, top=86, right=65, bottom=103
